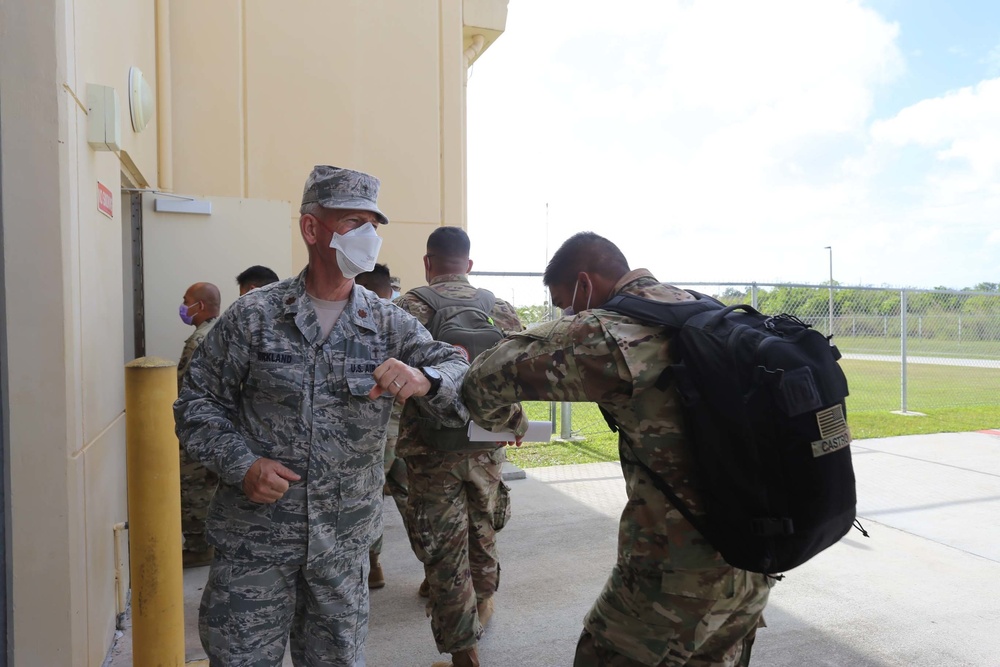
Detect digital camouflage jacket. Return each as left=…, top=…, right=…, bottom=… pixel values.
left=174, top=269, right=470, bottom=566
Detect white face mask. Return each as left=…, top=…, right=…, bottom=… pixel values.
left=562, top=278, right=591, bottom=316
left=329, top=223, right=382, bottom=279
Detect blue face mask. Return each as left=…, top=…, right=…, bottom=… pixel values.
left=179, top=301, right=200, bottom=325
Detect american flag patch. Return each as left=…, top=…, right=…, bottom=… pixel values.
left=811, top=404, right=851, bottom=458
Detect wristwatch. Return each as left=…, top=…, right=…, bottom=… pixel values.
left=420, top=367, right=443, bottom=396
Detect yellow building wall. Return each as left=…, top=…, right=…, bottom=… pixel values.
left=168, top=0, right=473, bottom=293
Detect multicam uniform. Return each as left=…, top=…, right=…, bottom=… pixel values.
left=174, top=271, right=469, bottom=667
left=462, top=269, right=771, bottom=667
left=395, top=273, right=523, bottom=655
left=177, top=317, right=219, bottom=556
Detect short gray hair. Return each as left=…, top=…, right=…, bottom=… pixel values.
left=300, top=201, right=323, bottom=217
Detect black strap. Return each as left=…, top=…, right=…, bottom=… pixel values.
left=616, top=433, right=714, bottom=543
left=602, top=291, right=724, bottom=330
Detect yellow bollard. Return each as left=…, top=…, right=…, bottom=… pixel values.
left=125, top=356, right=185, bottom=666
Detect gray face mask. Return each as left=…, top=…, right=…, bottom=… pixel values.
left=562, top=278, right=591, bottom=316
left=329, top=224, right=382, bottom=279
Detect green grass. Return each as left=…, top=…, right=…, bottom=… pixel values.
left=503, top=359, right=1000, bottom=469
left=835, top=335, right=1000, bottom=359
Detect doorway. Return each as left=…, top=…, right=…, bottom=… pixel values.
left=121, top=176, right=145, bottom=361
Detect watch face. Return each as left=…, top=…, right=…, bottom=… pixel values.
left=424, top=367, right=442, bottom=380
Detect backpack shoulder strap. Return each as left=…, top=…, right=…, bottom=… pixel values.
left=411, top=285, right=497, bottom=316
left=472, top=289, right=497, bottom=317
left=410, top=285, right=445, bottom=311
left=616, top=434, right=712, bottom=542
left=602, top=291, right=723, bottom=330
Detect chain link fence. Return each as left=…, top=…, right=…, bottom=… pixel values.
left=472, top=272, right=1000, bottom=442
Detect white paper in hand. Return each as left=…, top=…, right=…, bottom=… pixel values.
left=467, top=420, right=552, bottom=443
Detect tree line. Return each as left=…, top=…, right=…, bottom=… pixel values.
left=513, top=282, right=1000, bottom=340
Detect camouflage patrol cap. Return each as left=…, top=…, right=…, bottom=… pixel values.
left=390, top=276, right=401, bottom=291
left=301, top=165, right=389, bottom=224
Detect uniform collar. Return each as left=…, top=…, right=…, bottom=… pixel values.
left=283, top=269, right=380, bottom=344
left=610, top=268, right=658, bottom=297
left=428, top=273, right=470, bottom=286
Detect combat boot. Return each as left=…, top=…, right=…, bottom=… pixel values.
left=430, top=646, right=480, bottom=667
left=477, top=597, right=495, bottom=630
left=368, top=552, right=385, bottom=589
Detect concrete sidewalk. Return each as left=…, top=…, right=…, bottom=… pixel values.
left=110, top=431, right=1000, bottom=666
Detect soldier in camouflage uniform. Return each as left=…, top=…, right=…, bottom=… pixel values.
left=395, top=227, right=523, bottom=667
left=462, top=232, right=771, bottom=667
left=356, top=264, right=410, bottom=589
left=177, top=281, right=222, bottom=567
left=174, top=166, right=470, bottom=667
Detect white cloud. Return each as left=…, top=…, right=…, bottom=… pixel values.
left=872, top=77, right=1000, bottom=184
left=466, top=0, right=996, bottom=294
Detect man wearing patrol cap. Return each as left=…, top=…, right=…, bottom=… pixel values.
left=175, top=165, right=471, bottom=667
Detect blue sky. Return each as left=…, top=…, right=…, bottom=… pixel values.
left=466, top=1, right=1000, bottom=294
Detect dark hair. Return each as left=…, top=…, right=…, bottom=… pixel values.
left=356, top=263, right=393, bottom=298
left=543, top=232, right=630, bottom=287
left=236, top=265, right=280, bottom=289
left=427, top=226, right=471, bottom=259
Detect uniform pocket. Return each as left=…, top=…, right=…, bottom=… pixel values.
left=244, top=361, right=304, bottom=415
left=659, top=566, right=736, bottom=600
left=492, top=481, right=512, bottom=532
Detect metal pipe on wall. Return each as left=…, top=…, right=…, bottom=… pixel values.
left=155, top=0, right=173, bottom=191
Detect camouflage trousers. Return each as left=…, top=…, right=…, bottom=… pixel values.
left=370, top=432, right=409, bottom=556
left=405, top=448, right=505, bottom=654
left=181, top=445, right=219, bottom=553
left=199, top=553, right=370, bottom=667
left=573, top=565, right=770, bottom=667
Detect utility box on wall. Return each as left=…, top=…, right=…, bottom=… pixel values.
left=87, top=84, right=121, bottom=151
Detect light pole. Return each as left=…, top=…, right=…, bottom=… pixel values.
left=824, top=246, right=834, bottom=338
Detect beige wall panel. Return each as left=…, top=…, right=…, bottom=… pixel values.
left=67, top=451, right=90, bottom=667
left=142, top=196, right=293, bottom=361
left=379, top=220, right=439, bottom=295
left=441, top=0, right=467, bottom=228
left=78, top=153, right=127, bottom=445
left=170, top=0, right=245, bottom=196
left=2, top=0, right=80, bottom=661
left=244, top=0, right=443, bottom=225
left=83, top=417, right=129, bottom=667
left=290, top=217, right=307, bottom=273
left=75, top=0, right=158, bottom=183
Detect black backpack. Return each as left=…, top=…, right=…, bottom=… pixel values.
left=410, top=286, right=504, bottom=451
left=601, top=290, right=858, bottom=575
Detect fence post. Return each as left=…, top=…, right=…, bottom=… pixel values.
left=560, top=402, right=573, bottom=440
left=124, top=357, right=186, bottom=666
left=750, top=283, right=758, bottom=309
left=900, top=290, right=908, bottom=414
left=958, top=315, right=962, bottom=344
left=549, top=301, right=559, bottom=435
